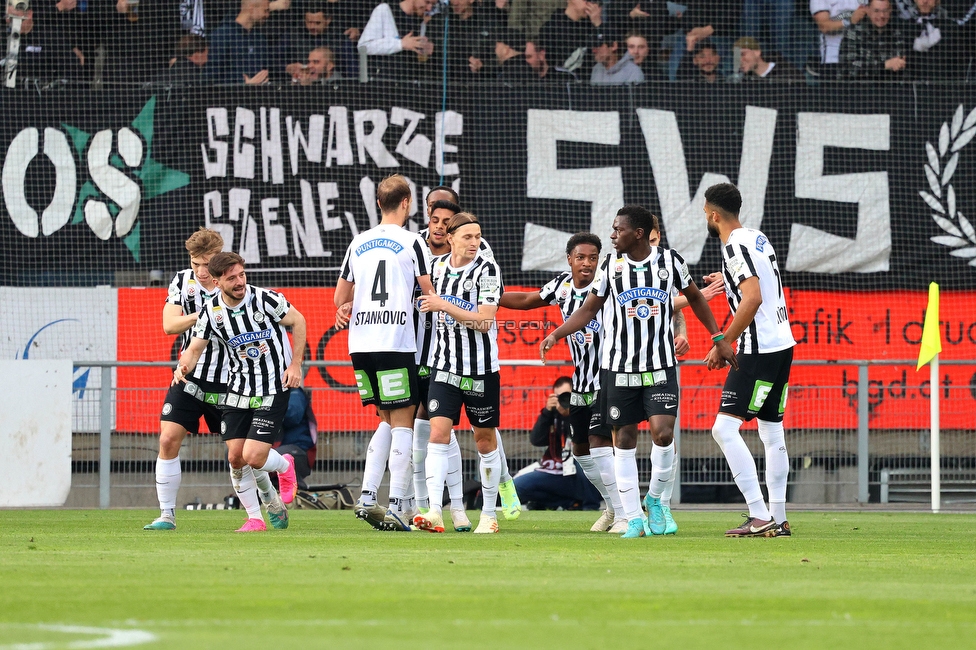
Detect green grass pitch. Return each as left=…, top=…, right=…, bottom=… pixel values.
left=1, top=509, right=974, bottom=649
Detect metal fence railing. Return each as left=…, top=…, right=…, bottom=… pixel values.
left=69, top=360, right=976, bottom=509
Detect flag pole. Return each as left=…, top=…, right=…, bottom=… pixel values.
left=930, top=353, right=940, bottom=513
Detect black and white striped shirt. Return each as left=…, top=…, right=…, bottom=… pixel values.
left=592, top=248, right=692, bottom=372
left=427, top=253, right=502, bottom=376
left=166, top=269, right=229, bottom=385
left=192, top=285, right=294, bottom=397
left=721, top=228, right=796, bottom=355
left=414, top=234, right=497, bottom=366
left=539, top=272, right=603, bottom=393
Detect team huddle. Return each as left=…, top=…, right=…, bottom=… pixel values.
left=145, top=175, right=795, bottom=539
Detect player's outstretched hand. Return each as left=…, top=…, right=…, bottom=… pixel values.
left=173, top=364, right=189, bottom=385
left=675, top=335, right=690, bottom=356
left=334, top=302, right=351, bottom=330
left=540, top=334, right=556, bottom=363
left=418, top=290, right=443, bottom=313
left=705, top=339, right=738, bottom=371
left=700, top=272, right=724, bottom=301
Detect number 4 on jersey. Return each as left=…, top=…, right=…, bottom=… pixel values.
left=371, top=260, right=389, bottom=307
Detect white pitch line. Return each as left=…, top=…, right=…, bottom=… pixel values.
left=0, top=625, right=156, bottom=650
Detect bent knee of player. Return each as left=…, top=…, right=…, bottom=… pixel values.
left=158, top=422, right=187, bottom=458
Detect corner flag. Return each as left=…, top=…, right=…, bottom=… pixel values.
left=916, top=282, right=942, bottom=371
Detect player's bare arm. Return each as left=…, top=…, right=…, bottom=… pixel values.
left=499, top=291, right=548, bottom=310
left=161, top=303, right=198, bottom=335
left=540, top=292, right=607, bottom=362
left=417, top=274, right=434, bottom=297
left=279, top=307, right=307, bottom=389
left=674, top=309, right=689, bottom=356
left=173, top=336, right=208, bottom=384
left=419, top=290, right=497, bottom=332
left=334, top=278, right=354, bottom=329
left=681, top=281, right=737, bottom=370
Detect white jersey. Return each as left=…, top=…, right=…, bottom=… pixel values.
left=414, top=233, right=498, bottom=365
left=810, top=0, right=861, bottom=63
left=539, top=272, right=603, bottom=394
left=592, top=248, right=692, bottom=373
left=166, top=269, right=229, bottom=385
left=427, top=253, right=502, bottom=376
left=192, top=285, right=294, bottom=397
left=721, top=228, right=796, bottom=355
left=340, top=224, right=431, bottom=354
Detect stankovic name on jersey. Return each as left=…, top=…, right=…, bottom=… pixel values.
left=354, top=309, right=409, bottom=326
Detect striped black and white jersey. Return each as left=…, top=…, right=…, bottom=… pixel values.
left=592, top=248, right=692, bottom=372
left=339, top=224, right=430, bottom=354
left=721, top=228, right=796, bottom=354
left=192, top=285, right=294, bottom=397
left=539, top=272, right=603, bottom=393
left=166, top=269, right=229, bottom=385
left=413, top=234, right=497, bottom=366
left=427, top=253, right=502, bottom=376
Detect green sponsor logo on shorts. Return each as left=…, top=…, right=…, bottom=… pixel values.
left=459, top=377, right=474, bottom=391
left=749, top=380, right=774, bottom=412
left=355, top=370, right=374, bottom=399
left=418, top=365, right=431, bottom=378
left=779, top=383, right=788, bottom=414
left=204, top=392, right=220, bottom=405
left=641, top=372, right=654, bottom=386
left=377, top=368, right=410, bottom=401
left=249, top=397, right=264, bottom=409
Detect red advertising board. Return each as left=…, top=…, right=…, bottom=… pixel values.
left=116, top=287, right=976, bottom=433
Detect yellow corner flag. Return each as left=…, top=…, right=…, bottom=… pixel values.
left=916, top=282, right=942, bottom=371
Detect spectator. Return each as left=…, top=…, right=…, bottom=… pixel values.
left=509, top=0, right=563, bottom=39
left=207, top=0, right=273, bottom=84
left=483, top=27, right=535, bottom=80
left=167, top=34, right=209, bottom=84
left=179, top=0, right=241, bottom=37
left=512, top=377, right=603, bottom=512
left=274, top=388, right=317, bottom=491
left=741, top=0, right=804, bottom=67
left=625, top=30, right=650, bottom=68
left=840, top=0, right=909, bottom=78
left=590, top=31, right=644, bottom=84
left=359, top=0, right=436, bottom=80
left=604, top=1, right=679, bottom=45
left=525, top=38, right=578, bottom=80
left=291, top=45, right=338, bottom=83
left=669, top=2, right=741, bottom=80
left=811, top=0, right=867, bottom=71
left=901, top=0, right=966, bottom=79
left=734, top=36, right=804, bottom=81
left=678, top=38, right=724, bottom=82
left=281, top=3, right=343, bottom=81
left=105, top=1, right=183, bottom=83
left=537, top=0, right=603, bottom=73
left=2, top=5, right=83, bottom=82
left=440, top=0, right=495, bottom=80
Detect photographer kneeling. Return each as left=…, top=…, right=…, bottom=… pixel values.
left=513, top=376, right=603, bottom=511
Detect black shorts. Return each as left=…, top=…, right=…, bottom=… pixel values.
left=605, top=367, right=679, bottom=427
left=417, top=365, right=431, bottom=411
left=160, top=378, right=225, bottom=434
left=720, top=347, right=793, bottom=422
left=569, top=390, right=611, bottom=441
left=427, top=370, right=500, bottom=429
left=590, top=369, right=611, bottom=438
left=350, top=352, right=419, bottom=410
left=221, top=390, right=290, bottom=444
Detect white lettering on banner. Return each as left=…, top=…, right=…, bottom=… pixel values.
left=233, top=107, right=255, bottom=179
left=788, top=113, right=891, bottom=273
left=2, top=127, right=76, bottom=237
left=86, top=128, right=142, bottom=240
left=203, top=190, right=234, bottom=249
left=391, top=107, right=431, bottom=168
left=286, top=113, right=325, bottom=174
left=436, top=111, right=462, bottom=177
left=326, top=106, right=354, bottom=167
left=354, top=109, right=399, bottom=167
left=260, top=107, right=285, bottom=185
left=261, top=197, right=288, bottom=257
left=523, top=109, right=623, bottom=272
left=203, top=108, right=229, bottom=178
left=635, top=106, right=776, bottom=265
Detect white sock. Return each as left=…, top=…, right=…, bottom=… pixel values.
left=758, top=419, right=790, bottom=523
left=614, top=447, right=642, bottom=520
left=575, top=454, right=611, bottom=507
left=363, top=421, right=392, bottom=497
left=648, top=441, right=674, bottom=499
left=495, top=429, right=513, bottom=483
left=446, top=432, right=464, bottom=509
left=662, top=450, right=678, bottom=508
left=253, top=469, right=275, bottom=503
left=425, top=443, right=450, bottom=513
left=388, top=427, right=413, bottom=512
left=712, top=414, right=769, bottom=520
left=258, top=448, right=289, bottom=475
left=592, top=446, right=625, bottom=518
left=231, top=465, right=262, bottom=519
left=155, top=456, right=181, bottom=515
left=479, top=449, right=501, bottom=517
left=413, top=418, right=431, bottom=510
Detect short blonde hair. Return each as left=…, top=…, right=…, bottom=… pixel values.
left=185, top=228, right=224, bottom=258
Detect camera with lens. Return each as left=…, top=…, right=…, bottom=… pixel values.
left=557, top=392, right=572, bottom=409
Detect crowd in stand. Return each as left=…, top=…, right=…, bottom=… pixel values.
left=3, top=0, right=975, bottom=86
